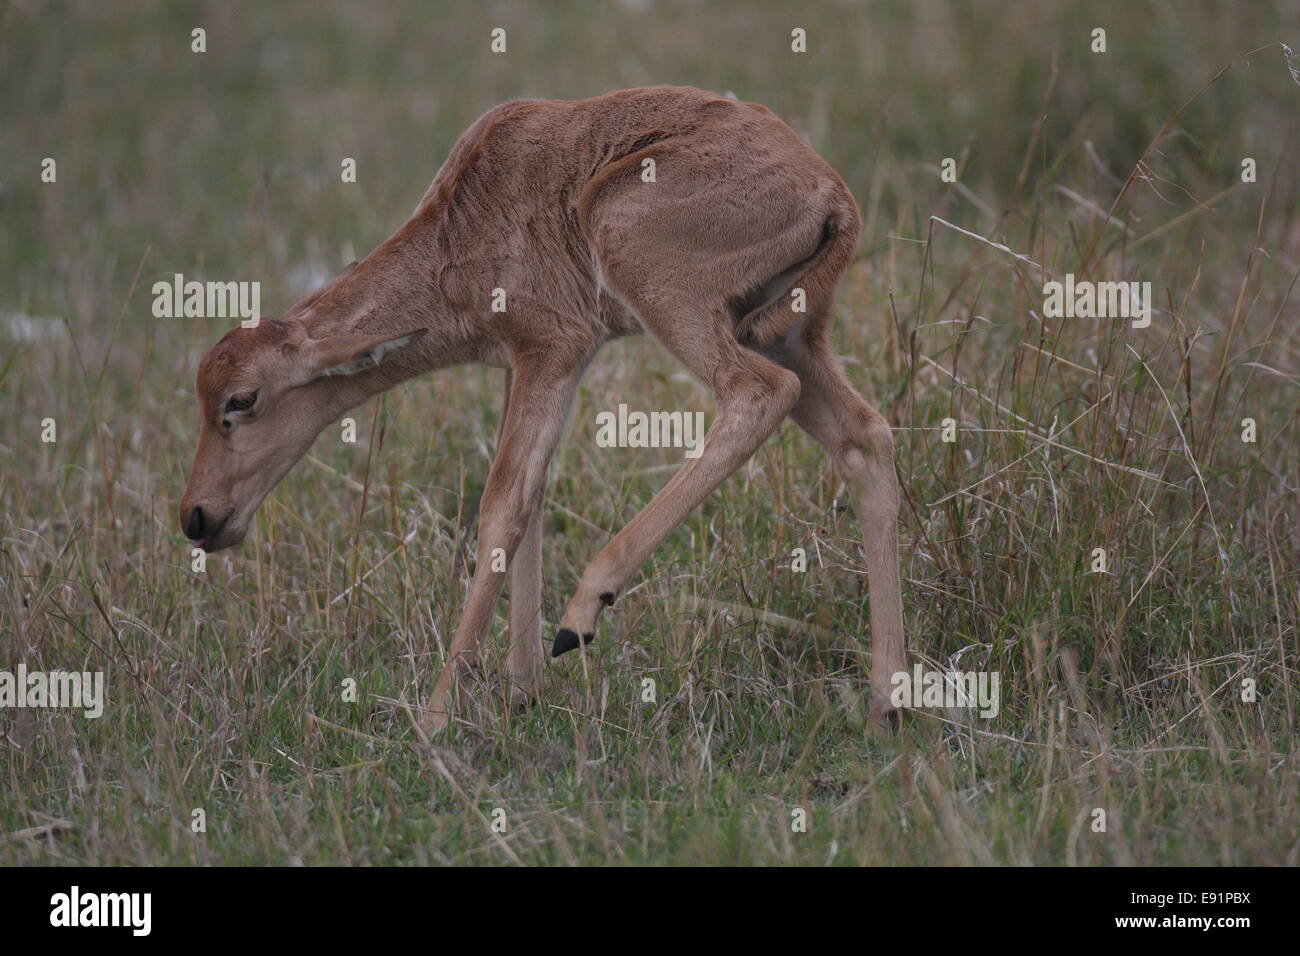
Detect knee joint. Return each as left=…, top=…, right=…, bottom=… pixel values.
left=863, top=416, right=895, bottom=460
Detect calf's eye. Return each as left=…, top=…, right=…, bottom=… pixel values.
left=225, top=392, right=257, bottom=413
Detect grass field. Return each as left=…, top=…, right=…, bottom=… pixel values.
left=2, top=0, right=1298, bottom=865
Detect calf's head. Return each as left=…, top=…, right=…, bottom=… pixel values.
left=179, top=320, right=423, bottom=551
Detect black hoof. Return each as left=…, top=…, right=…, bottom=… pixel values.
left=551, top=628, right=595, bottom=657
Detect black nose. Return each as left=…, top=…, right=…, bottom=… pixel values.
left=184, top=506, right=206, bottom=540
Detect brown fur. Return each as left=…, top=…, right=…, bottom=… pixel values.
left=180, top=86, right=905, bottom=732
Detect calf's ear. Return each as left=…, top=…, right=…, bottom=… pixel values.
left=295, top=329, right=427, bottom=383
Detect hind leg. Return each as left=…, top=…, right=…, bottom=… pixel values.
left=778, top=332, right=906, bottom=731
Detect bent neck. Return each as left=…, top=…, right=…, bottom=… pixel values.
left=291, top=210, right=488, bottom=414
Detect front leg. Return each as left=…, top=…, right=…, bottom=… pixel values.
left=422, top=359, right=580, bottom=734
left=507, top=501, right=545, bottom=705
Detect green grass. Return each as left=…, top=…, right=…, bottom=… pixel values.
left=1, top=0, right=1297, bottom=865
